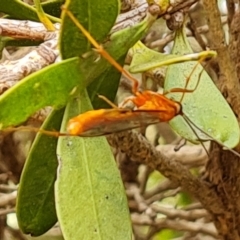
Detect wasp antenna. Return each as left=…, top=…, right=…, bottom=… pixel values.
left=62, top=6, right=139, bottom=94
left=182, top=115, right=210, bottom=158
left=182, top=114, right=240, bottom=158
left=61, top=6, right=100, bottom=49
left=4, top=126, right=70, bottom=138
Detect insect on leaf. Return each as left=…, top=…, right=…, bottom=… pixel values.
left=55, top=90, right=132, bottom=240
left=164, top=26, right=240, bottom=148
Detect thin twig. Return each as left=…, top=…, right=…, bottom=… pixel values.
left=151, top=204, right=209, bottom=220
left=107, top=131, right=225, bottom=216
left=0, top=208, right=15, bottom=216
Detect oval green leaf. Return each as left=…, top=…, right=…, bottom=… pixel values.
left=0, top=0, right=59, bottom=22
left=42, top=0, right=64, bottom=18
left=129, top=41, right=215, bottom=73
left=164, top=27, right=240, bottom=148
left=0, top=57, right=83, bottom=128
left=60, top=0, right=120, bottom=59
left=17, top=109, right=64, bottom=236
left=56, top=90, right=132, bottom=240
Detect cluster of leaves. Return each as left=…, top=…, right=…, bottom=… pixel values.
left=1, top=0, right=240, bottom=239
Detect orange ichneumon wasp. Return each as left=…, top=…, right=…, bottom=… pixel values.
left=59, top=8, right=240, bottom=157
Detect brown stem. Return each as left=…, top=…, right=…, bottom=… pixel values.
left=202, top=0, right=240, bottom=118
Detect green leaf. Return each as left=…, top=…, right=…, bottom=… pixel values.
left=129, top=41, right=179, bottom=73
left=17, top=109, right=64, bottom=236
left=129, top=41, right=215, bottom=73
left=5, top=39, right=43, bottom=47
left=106, top=12, right=157, bottom=63
left=164, top=27, right=240, bottom=148
left=56, top=91, right=132, bottom=240
left=60, top=0, right=120, bottom=58
left=87, top=56, right=125, bottom=109
left=0, top=0, right=40, bottom=21
left=153, top=229, right=181, bottom=240
left=0, top=57, right=83, bottom=128
left=42, top=0, right=64, bottom=18
left=0, top=0, right=59, bottom=22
